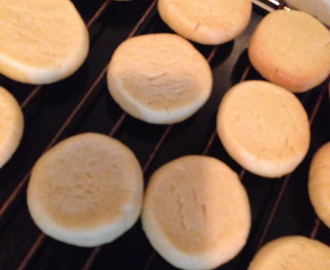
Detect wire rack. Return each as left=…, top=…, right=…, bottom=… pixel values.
left=0, top=0, right=330, bottom=269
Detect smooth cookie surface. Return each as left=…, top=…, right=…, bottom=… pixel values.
left=217, top=80, right=310, bottom=178
left=0, top=0, right=89, bottom=84
left=248, top=10, right=330, bottom=93
left=158, top=0, right=252, bottom=45
left=248, top=236, right=330, bottom=270
left=0, top=86, right=24, bottom=168
left=309, top=142, right=330, bottom=229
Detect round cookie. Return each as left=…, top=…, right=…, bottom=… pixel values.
left=308, top=142, right=330, bottom=229
left=142, top=155, right=251, bottom=270
left=248, top=9, right=330, bottom=93
left=216, top=80, right=310, bottom=178
left=0, top=86, right=24, bottom=168
left=157, top=0, right=252, bottom=45
left=248, top=236, right=330, bottom=270
left=27, top=132, right=143, bottom=247
left=107, top=33, right=213, bottom=124
left=0, top=0, right=89, bottom=84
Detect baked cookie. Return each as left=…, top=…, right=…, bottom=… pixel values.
left=248, top=236, right=330, bottom=270
left=285, top=0, right=330, bottom=27
left=248, top=9, right=330, bottom=93
left=216, top=80, right=310, bottom=178
left=308, top=141, right=330, bottom=229
left=142, top=155, right=251, bottom=270
left=0, top=0, right=89, bottom=84
left=107, top=33, right=213, bottom=124
left=158, top=0, right=252, bottom=45
left=0, top=86, right=24, bottom=168
left=27, top=133, right=143, bottom=247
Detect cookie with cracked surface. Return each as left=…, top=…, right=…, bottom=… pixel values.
left=107, top=33, right=213, bottom=124
left=142, top=155, right=251, bottom=270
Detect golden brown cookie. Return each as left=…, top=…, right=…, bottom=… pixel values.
left=158, top=0, right=252, bottom=45
left=248, top=10, right=330, bottom=93
left=217, top=80, right=310, bottom=178
left=248, top=236, right=330, bottom=270
left=308, top=141, right=330, bottom=229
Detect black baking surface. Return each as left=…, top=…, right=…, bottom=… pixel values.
left=0, top=1, right=330, bottom=270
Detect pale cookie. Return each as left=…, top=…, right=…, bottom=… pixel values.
left=107, top=33, right=213, bottom=124
left=308, top=141, right=330, bottom=229
left=248, top=236, right=330, bottom=270
left=158, top=0, right=252, bottom=45
left=248, top=9, right=330, bottom=93
left=216, top=80, right=310, bottom=178
left=0, top=86, right=24, bottom=168
left=0, top=0, right=89, bottom=84
left=27, top=133, right=143, bottom=247
left=142, top=155, right=251, bottom=270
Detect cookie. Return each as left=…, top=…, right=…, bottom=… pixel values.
left=248, top=236, right=330, bottom=270
left=0, top=0, right=89, bottom=84
left=285, top=0, right=330, bottom=27
left=308, top=142, right=330, bottom=229
left=27, top=133, right=143, bottom=247
left=216, top=80, right=310, bottom=178
left=158, top=0, right=252, bottom=45
left=0, top=86, right=24, bottom=168
left=142, top=155, right=251, bottom=270
left=248, top=9, right=330, bottom=93
left=107, top=33, right=213, bottom=124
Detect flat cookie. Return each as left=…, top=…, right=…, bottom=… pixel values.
left=216, top=80, right=310, bottom=178
left=107, top=33, right=213, bottom=124
left=142, top=155, right=251, bottom=270
left=0, top=86, right=24, bottom=168
left=27, top=133, right=143, bottom=247
left=308, top=142, right=330, bottom=229
left=0, top=0, right=89, bottom=84
left=248, top=9, right=330, bottom=93
left=248, top=236, right=330, bottom=270
left=158, top=0, right=252, bottom=45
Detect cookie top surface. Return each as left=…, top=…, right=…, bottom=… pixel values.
left=248, top=236, right=330, bottom=270
left=158, top=0, right=252, bottom=45
left=142, top=155, right=251, bottom=270
left=248, top=9, right=330, bottom=93
left=27, top=132, right=143, bottom=247
left=107, top=33, right=213, bottom=124
left=286, top=0, right=330, bottom=27
left=216, top=80, right=310, bottom=178
left=0, top=0, right=89, bottom=84
left=0, top=86, right=24, bottom=168
left=308, top=141, right=330, bottom=229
